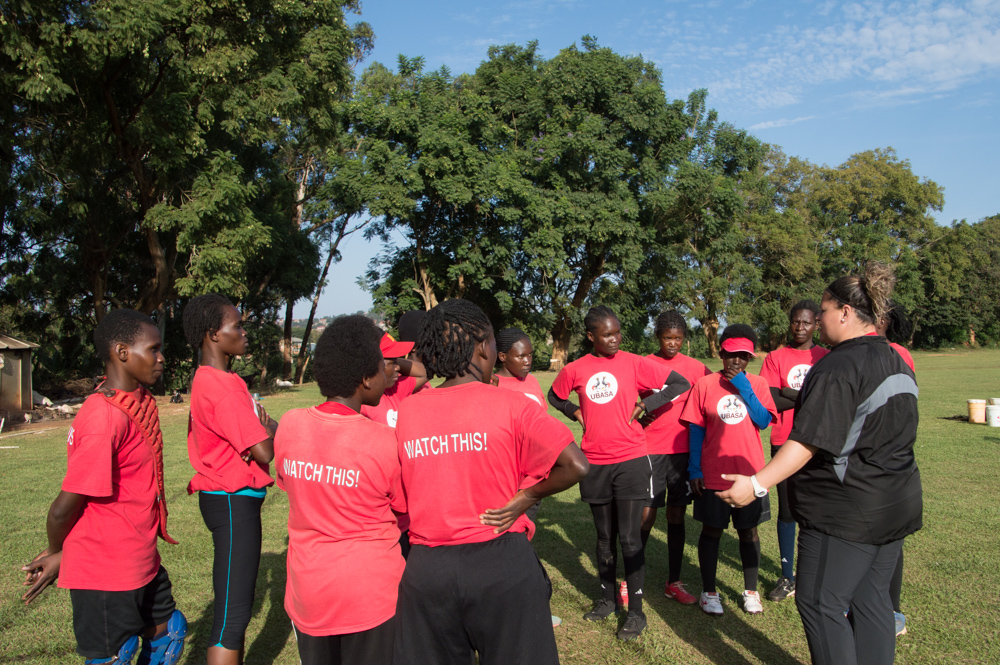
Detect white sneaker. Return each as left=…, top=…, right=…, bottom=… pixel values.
left=700, top=591, right=724, bottom=615
left=742, top=590, right=763, bottom=614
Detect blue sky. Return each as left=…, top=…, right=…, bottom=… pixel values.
left=295, top=0, right=1000, bottom=318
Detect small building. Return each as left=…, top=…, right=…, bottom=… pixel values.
left=0, top=333, right=39, bottom=412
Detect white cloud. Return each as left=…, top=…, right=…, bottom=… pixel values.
left=749, top=115, right=818, bottom=130
left=651, top=0, right=1000, bottom=110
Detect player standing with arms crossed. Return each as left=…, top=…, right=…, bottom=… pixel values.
left=638, top=311, right=711, bottom=605
left=183, top=294, right=277, bottom=665
left=758, top=301, right=828, bottom=602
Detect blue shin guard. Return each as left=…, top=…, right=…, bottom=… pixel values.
left=137, top=610, right=187, bottom=665
left=85, top=634, right=139, bottom=664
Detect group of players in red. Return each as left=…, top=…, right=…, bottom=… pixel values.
left=20, top=286, right=915, bottom=665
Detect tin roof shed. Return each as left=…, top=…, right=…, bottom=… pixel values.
left=0, top=334, right=39, bottom=412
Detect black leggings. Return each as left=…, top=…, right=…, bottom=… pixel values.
left=590, top=499, right=646, bottom=614
left=199, top=492, right=264, bottom=651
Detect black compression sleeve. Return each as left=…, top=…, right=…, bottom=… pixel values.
left=771, top=387, right=797, bottom=412
left=641, top=371, right=691, bottom=412
left=547, top=386, right=579, bottom=420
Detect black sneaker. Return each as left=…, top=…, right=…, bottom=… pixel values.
left=617, top=611, right=647, bottom=641
left=583, top=598, right=618, bottom=621
left=768, top=577, right=796, bottom=602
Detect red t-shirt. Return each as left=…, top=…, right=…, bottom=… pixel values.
left=275, top=405, right=405, bottom=635
left=758, top=346, right=829, bottom=446
left=890, top=342, right=915, bottom=372
left=187, top=366, right=273, bottom=493
left=59, top=391, right=160, bottom=591
left=640, top=353, right=712, bottom=455
left=551, top=351, right=670, bottom=464
left=679, top=373, right=778, bottom=491
left=495, top=374, right=546, bottom=409
left=360, top=375, right=416, bottom=428
left=395, top=382, right=574, bottom=547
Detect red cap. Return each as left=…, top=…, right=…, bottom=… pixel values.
left=720, top=337, right=756, bottom=357
left=380, top=333, right=413, bottom=359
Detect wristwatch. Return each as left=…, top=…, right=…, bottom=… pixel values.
left=750, top=475, right=768, bottom=498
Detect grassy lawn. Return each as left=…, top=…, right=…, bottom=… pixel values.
left=2, top=350, right=999, bottom=664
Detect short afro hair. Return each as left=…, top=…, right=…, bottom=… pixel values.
left=654, top=310, right=688, bottom=338
left=93, top=309, right=157, bottom=362
left=313, top=315, right=384, bottom=398
left=183, top=293, right=233, bottom=350
left=719, top=323, right=758, bottom=351
left=789, top=299, right=821, bottom=320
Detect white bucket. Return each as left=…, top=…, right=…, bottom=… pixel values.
left=989, top=398, right=1000, bottom=405
left=987, top=405, right=1000, bottom=428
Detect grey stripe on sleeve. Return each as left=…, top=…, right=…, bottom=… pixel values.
left=832, top=374, right=919, bottom=483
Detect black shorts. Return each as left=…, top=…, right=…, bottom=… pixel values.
left=579, top=455, right=653, bottom=504
left=393, top=532, right=557, bottom=665
left=70, top=565, right=176, bottom=659
left=646, top=453, right=691, bottom=508
left=694, top=489, right=771, bottom=530
left=294, top=617, right=394, bottom=665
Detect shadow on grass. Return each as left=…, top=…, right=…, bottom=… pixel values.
left=532, top=498, right=606, bottom=604
left=180, top=551, right=290, bottom=664
left=246, top=551, right=292, bottom=665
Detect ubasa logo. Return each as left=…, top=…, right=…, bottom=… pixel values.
left=586, top=372, right=618, bottom=404
left=716, top=395, right=747, bottom=424
left=786, top=364, right=812, bottom=390
left=386, top=409, right=398, bottom=428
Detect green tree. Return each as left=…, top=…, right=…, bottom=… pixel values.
left=1, top=0, right=367, bottom=384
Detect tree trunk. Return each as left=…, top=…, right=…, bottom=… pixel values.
left=294, top=241, right=338, bottom=383
left=702, top=315, right=720, bottom=358
left=281, top=297, right=294, bottom=380
left=549, top=316, right=571, bottom=371
left=969, top=324, right=977, bottom=346
left=297, top=356, right=311, bottom=386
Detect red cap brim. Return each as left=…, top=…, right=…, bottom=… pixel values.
left=720, top=337, right=756, bottom=356
left=380, top=333, right=414, bottom=359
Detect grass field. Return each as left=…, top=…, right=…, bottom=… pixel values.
left=2, top=350, right=999, bottom=664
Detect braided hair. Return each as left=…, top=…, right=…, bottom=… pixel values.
left=825, top=261, right=896, bottom=326
left=584, top=305, right=618, bottom=333
left=789, top=299, right=821, bottom=320
left=496, top=327, right=530, bottom=357
left=416, top=299, right=494, bottom=380
left=719, top=323, right=758, bottom=351
left=654, top=310, right=687, bottom=338
left=182, top=293, right=233, bottom=350
left=93, top=309, right=156, bottom=362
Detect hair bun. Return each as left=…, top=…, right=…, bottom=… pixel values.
left=861, top=261, right=896, bottom=323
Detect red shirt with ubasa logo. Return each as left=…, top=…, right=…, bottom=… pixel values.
left=395, top=382, right=574, bottom=547
left=758, top=346, right=829, bottom=446
left=679, top=372, right=777, bottom=490
left=275, top=404, right=405, bottom=635
left=187, top=366, right=273, bottom=493
left=551, top=351, right=670, bottom=464
left=59, top=390, right=161, bottom=591
left=641, top=353, right=713, bottom=455
left=361, top=375, right=417, bottom=428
